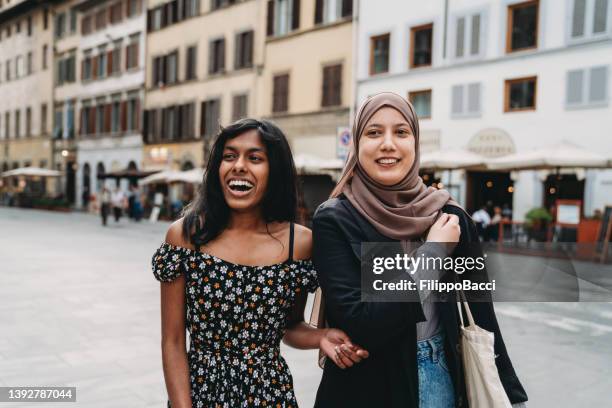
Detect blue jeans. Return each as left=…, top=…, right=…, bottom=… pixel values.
left=417, top=332, right=455, bottom=408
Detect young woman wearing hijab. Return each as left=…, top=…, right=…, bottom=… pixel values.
left=311, top=93, right=528, bottom=408
left=152, top=119, right=368, bottom=407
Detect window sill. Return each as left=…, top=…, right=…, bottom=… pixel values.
left=504, top=107, right=536, bottom=113
left=565, top=101, right=609, bottom=110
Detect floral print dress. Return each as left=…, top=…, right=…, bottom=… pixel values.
left=152, top=228, right=318, bottom=408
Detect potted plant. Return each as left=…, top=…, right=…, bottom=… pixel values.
left=525, top=207, right=553, bottom=242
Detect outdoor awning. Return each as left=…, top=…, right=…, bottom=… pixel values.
left=486, top=140, right=609, bottom=170
left=98, top=168, right=158, bottom=179
left=1, top=167, right=61, bottom=178
left=420, top=148, right=487, bottom=170
left=167, top=168, right=205, bottom=184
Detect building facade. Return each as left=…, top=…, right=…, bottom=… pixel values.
left=74, top=0, right=146, bottom=208
left=356, top=0, right=612, bottom=220
left=142, top=0, right=263, bottom=173
left=259, top=0, right=354, bottom=161
left=0, top=0, right=55, bottom=196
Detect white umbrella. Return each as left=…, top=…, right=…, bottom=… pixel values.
left=1, top=167, right=61, bottom=178
left=420, top=148, right=487, bottom=170
left=293, top=153, right=344, bottom=173
left=139, top=169, right=180, bottom=185
left=486, top=140, right=609, bottom=170
left=167, top=168, right=205, bottom=184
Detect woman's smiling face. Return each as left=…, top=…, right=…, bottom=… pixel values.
left=219, top=129, right=270, bottom=211
left=357, top=107, right=416, bottom=186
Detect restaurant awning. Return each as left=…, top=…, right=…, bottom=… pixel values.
left=1, top=167, right=61, bottom=178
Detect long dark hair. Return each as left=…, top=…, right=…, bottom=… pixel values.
left=182, top=118, right=299, bottom=248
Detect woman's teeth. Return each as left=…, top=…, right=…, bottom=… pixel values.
left=228, top=179, right=254, bottom=192
left=376, top=158, right=399, bottom=164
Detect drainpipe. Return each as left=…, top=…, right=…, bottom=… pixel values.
left=443, top=0, right=449, bottom=59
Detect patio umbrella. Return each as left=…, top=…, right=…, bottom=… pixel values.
left=419, top=148, right=487, bottom=170
left=486, top=140, right=609, bottom=170
left=167, top=168, right=205, bottom=184
left=1, top=167, right=61, bottom=177
left=293, top=153, right=344, bottom=174
left=139, top=169, right=181, bottom=185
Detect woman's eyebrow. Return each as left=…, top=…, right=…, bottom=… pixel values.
left=223, top=146, right=266, bottom=153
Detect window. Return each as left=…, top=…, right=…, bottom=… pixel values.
left=4, top=112, right=9, bottom=139
left=111, top=96, right=121, bottom=133
left=111, top=41, right=121, bottom=74
left=54, top=105, right=64, bottom=139
left=56, top=52, right=76, bottom=85
left=41, top=104, right=47, bottom=135
left=410, top=23, right=433, bottom=68
left=267, top=0, right=300, bottom=36
left=200, top=99, right=221, bottom=138
left=566, top=65, right=609, bottom=107
left=163, top=106, right=179, bottom=141
left=569, top=0, right=611, bottom=41
left=186, top=45, right=197, bottom=80
left=80, top=102, right=90, bottom=136
left=97, top=46, right=107, bottom=78
left=185, top=0, right=200, bottom=17
left=370, top=33, right=390, bottom=75
left=95, top=9, right=107, bottom=30
left=127, top=0, right=142, bottom=18
left=27, top=15, right=32, bottom=36
left=110, top=2, right=123, bottom=24
left=451, top=83, right=482, bottom=117
left=149, top=7, right=163, bottom=31
left=44, top=8, right=49, bottom=30
left=6, top=60, right=11, bottom=81
left=234, top=30, right=253, bottom=70
left=82, top=51, right=92, bottom=80
left=321, top=64, right=342, bottom=107
left=69, top=8, right=77, bottom=32
left=152, top=55, right=165, bottom=86
left=26, top=107, right=31, bottom=137
left=209, top=38, right=225, bottom=74
left=126, top=34, right=139, bottom=70
left=15, top=56, right=23, bottom=78
left=95, top=102, right=105, bottom=134
left=166, top=50, right=178, bottom=84
left=454, top=13, right=483, bottom=59
left=211, top=0, right=231, bottom=10
left=232, top=94, right=248, bottom=120
left=272, top=73, right=289, bottom=113
left=507, top=1, right=539, bottom=53
left=314, top=0, right=352, bottom=25
left=127, top=93, right=140, bottom=131
left=82, top=15, right=92, bottom=35
left=179, top=102, right=195, bottom=139
left=504, top=76, right=537, bottom=112
left=54, top=12, right=66, bottom=39
left=408, top=90, right=432, bottom=119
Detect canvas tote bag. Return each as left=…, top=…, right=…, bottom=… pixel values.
left=457, top=291, right=512, bottom=408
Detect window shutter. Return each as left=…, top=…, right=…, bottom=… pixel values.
left=235, top=33, right=242, bottom=69
left=92, top=57, right=98, bottom=79
left=314, top=0, right=323, bottom=24
left=341, top=0, right=352, bottom=18
left=79, top=108, right=83, bottom=135
left=245, top=31, right=253, bottom=67
left=81, top=60, right=85, bottom=80
left=134, top=99, right=140, bottom=132
left=589, top=66, right=608, bottom=103
left=321, top=67, right=329, bottom=106
left=120, top=101, right=127, bottom=131
left=267, top=0, right=275, bottom=36
left=89, top=108, right=95, bottom=134
left=572, top=0, right=586, bottom=38
left=107, top=50, right=113, bottom=75
left=292, top=0, right=300, bottom=30
left=566, top=69, right=584, bottom=104
left=142, top=109, right=149, bottom=142
left=104, top=104, right=111, bottom=133
left=467, top=83, right=480, bottom=113
left=470, top=14, right=480, bottom=55
left=200, top=102, right=206, bottom=136
left=208, top=42, right=215, bottom=74
left=219, top=39, right=225, bottom=72
left=455, top=17, right=465, bottom=57
left=451, top=85, right=464, bottom=115
left=593, top=0, right=608, bottom=34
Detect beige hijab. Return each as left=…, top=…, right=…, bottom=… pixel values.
left=332, top=92, right=461, bottom=240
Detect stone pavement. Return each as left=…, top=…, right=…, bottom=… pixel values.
left=0, top=207, right=611, bottom=407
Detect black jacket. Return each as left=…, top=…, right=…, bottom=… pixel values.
left=312, top=195, right=528, bottom=408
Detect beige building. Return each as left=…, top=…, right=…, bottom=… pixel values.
left=0, top=0, right=55, bottom=194
left=143, top=0, right=264, bottom=171
left=259, top=0, right=354, bottom=161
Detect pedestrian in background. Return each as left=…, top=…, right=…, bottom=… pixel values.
left=111, top=186, right=125, bottom=223
left=100, top=187, right=111, bottom=226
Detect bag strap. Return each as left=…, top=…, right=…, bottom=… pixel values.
left=456, top=290, right=476, bottom=328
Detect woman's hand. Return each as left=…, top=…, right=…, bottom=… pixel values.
left=320, top=328, right=369, bottom=369
left=426, top=213, right=461, bottom=254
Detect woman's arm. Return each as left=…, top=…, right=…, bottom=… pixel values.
left=161, top=277, right=192, bottom=407
left=312, top=203, right=424, bottom=351
left=282, top=292, right=369, bottom=369
left=159, top=220, right=192, bottom=407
